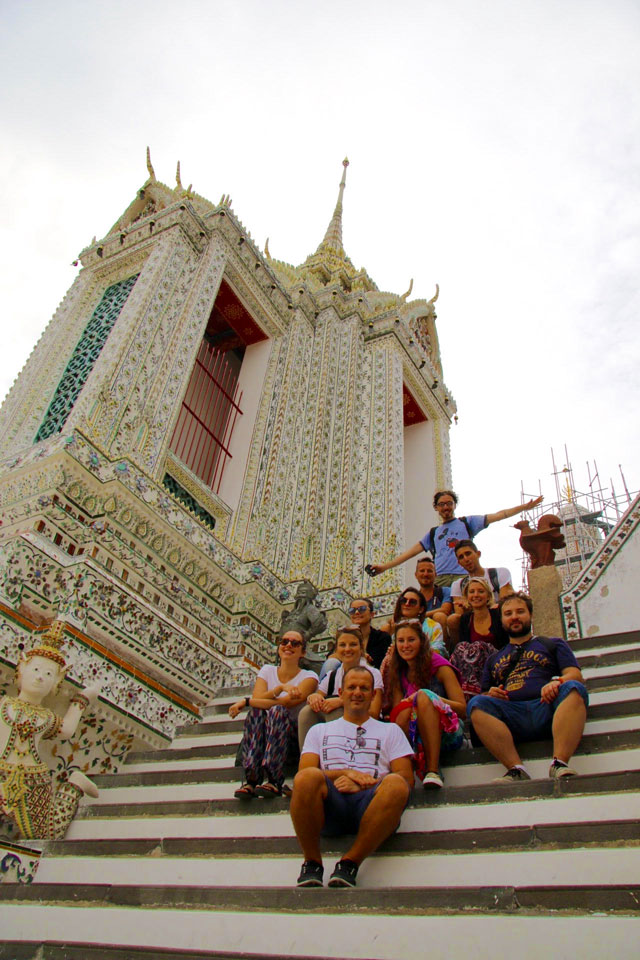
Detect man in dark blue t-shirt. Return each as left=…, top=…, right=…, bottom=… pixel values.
left=467, top=593, right=588, bottom=783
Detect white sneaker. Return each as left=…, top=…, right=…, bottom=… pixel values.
left=549, top=759, right=577, bottom=779
left=422, top=771, right=444, bottom=789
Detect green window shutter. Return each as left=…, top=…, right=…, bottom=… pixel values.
left=35, top=273, right=139, bottom=442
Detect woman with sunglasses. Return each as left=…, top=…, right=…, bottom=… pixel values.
left=228, top=631, right=318, bottom=798
left=381, top=588, right=447, bottom=657
left=387, top=619, right=466, bottom=789
left=297, top=626, right=384, bottom=750
left=319, top=598, right=391, bottom=679
left=449, top=577, right=508, bottom=699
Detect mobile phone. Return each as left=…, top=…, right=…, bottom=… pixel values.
left=365, top=564, right=379, bottom=577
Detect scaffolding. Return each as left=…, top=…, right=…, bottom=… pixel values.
left=518, top=446, right=638, bottom=591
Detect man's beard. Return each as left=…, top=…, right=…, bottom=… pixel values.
left=506, top=620, right=531, bottom=638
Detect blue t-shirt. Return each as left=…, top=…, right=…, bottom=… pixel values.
left=424, top=585, right=451, bottom=611
left=480, top=636, right=579, bottom=702
left=420, top=515, right=488, bottom=575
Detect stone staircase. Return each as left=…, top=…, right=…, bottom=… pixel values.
left=1, top=629, right=640, bottom=959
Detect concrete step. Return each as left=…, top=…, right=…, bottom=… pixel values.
left=118, top=662, right=640, bottom=769
left=40, top=817, right=640, bottom=862
left=85, top=725, right=640, bottom=800
left=171, top=693, right=640, bottom=744
left=68, top=770, right=640, bottom=831
left=89, top=700, right=640, bottom=790
left=52, top=784, right=640, bottom=842
left=578, top=645, right=640, bottom=670
left=0, top=945, right=330, bottom=960
left=74, top=747, right=640, bottom=808
left=569, top=629, right=640, bottom=653
left=201, top=693, right=252, bottom=718
left=585, top=668, right=640, bottom=691
left=0, top=901, right=638, bottom=960
left=140, top=698, right=640, bottom=759
left=26, top=845, right=640, bottom=890
left=3, top=881, right=640, bottom=917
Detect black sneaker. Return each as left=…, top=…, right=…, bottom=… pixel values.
left=328, top=859, right=359, bottom=888
left=493, top=767, right=531, bottom=783
left=296, top=860, right=324, bottom=887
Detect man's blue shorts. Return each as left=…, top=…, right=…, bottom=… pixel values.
left=467, top=680, right=588, bottom=742
left=321, top=777, right=382, bottom=836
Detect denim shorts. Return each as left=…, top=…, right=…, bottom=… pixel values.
left=467, top=680, right=588, bottom=742
left=321, top=776, right=382, bottom=836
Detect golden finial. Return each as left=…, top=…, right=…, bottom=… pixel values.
left=400, top=279, right=414, bottom=301
left=264, top=238, right=272, bottom=259
left=318, top=157, right=350, bottom=253
left=146, top=147, right=156, bottom=182
left=26, top=620, right=67, bottom=669
left=176, top=161, right=182, bottom=190
left=428, top=284, right=440, bottom=305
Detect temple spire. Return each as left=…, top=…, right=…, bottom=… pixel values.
left=318, top=157, right=349, bottom=253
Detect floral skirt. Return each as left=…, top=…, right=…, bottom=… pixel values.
left=450, top=640, right=495, bottom=700
left=390, top=689, right=463, bottom=779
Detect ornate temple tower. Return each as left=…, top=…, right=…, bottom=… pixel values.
left=0, top=154, right=455, bottom=759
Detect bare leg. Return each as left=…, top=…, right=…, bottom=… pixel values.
left=342, top=774, right=409, bottom=865
left=470, top=709, right=521, bottom=770
left=552, top=691, right=587, bottom=763
left=415, top=691, right=443, bottom=773
left=290, top=767, right=328, bottom=864
left=297, top=705, right=323, bottom=753
left=430, top=611, right=448, bottom=642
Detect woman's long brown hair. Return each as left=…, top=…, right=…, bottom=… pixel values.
left=387, top=620, right=433, bottom=698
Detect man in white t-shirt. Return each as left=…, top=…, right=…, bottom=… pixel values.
left=447, top=540, right=514, bottom=648
left=450, top=540, right=513, bottom=602
left=290, top=666, right=413, bottom=889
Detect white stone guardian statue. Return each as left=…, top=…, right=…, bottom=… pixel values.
left=0, top=621, right=101, bottom=839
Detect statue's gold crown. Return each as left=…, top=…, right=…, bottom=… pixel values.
left=25, top=620, right=67, bottom=669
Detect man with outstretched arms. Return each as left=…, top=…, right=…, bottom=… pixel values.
left=369, top=490, right=543, bottom=586
left=467, top=593, right=588, bottom=783
left=290, top=665, right=413, bottom=888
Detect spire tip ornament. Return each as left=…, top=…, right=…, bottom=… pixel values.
left=146, top=147, right=156, bottom=183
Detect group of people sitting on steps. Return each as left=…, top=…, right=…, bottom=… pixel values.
left=227, top=489, right=589, bottom=889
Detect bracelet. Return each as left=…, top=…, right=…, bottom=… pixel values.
left=245, top=696, right=251, bottom=707
left=70, top=693, right=90, bottom=711
left=551, top=676, right=563, bottom=684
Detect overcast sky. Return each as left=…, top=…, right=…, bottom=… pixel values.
left=1, top=0, right=639, bottom=587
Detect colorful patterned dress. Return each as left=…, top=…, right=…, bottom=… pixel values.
left=387, top=654, right=464, bottom=779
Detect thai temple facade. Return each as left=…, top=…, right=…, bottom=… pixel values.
left=2, top=154, right=640, bottom=958
left=0, top=154, right=455, bottom=763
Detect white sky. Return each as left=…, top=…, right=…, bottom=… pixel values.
left=1, top=0, right=639, bottom=587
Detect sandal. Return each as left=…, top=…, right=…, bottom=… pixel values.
left=255, top=782, right=282, bottom=798
left=234, top=783, right=256, bottom=799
